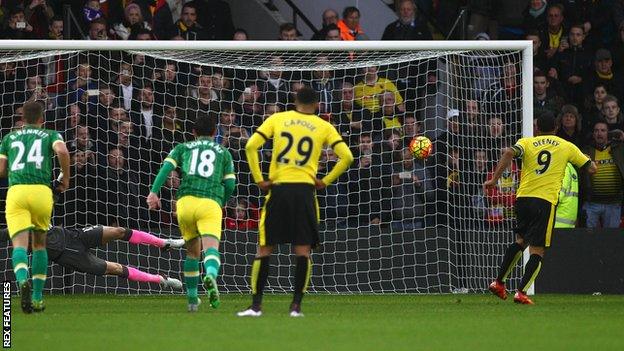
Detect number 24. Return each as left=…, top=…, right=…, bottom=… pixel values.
left=10, top=140, right=44, bottom=171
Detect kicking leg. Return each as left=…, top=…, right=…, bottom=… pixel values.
left=11, top=231, right=32, bottom=314
left=106, top=262, right=182, bottom=290
left=238, top=245, right=274, bottom=317
left=201, top=235, right=221, bottom=308
left=515, top=245, right=544, bottom=305
left=101, top=227, right=184, bottom=249
left=290, top=245, right=312, bottom=317
left=490, top=236, right=525, bottom=300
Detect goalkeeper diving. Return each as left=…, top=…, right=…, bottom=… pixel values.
left=0, top=225, right=184, bottom=289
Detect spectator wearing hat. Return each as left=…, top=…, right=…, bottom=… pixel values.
left=583, top=48, right=624, bottom=102
left=381, top=0, right=432, bottom=41
left=556, top=104, right=584, bottom=148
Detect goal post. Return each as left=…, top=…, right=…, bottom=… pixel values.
left=0, top=40, right=533, bottom=294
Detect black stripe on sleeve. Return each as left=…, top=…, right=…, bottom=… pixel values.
left=511, top=145, right=523, bottom=158
left=331, top=139, right=346, bottom=148
left=256, top=131, right=269, bottom=141
left=579, top=159, right=592, bottom=170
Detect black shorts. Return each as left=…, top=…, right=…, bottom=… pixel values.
left=54, top=226, right=107, bottom=276
left=515, top=197, right=556, bottom=248
left=259, top=183, right=319, bottom=247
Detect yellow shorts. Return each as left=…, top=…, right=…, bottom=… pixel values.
left=5, top=184, right=53, bottom=238
left=176, top=196, right=222, bottom=242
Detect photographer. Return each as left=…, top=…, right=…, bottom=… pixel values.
left=2, top=8, right=34, bottom=39
left=580, top=120, right=624, bottom=228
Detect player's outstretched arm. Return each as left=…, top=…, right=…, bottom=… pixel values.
left=0, top=158, right=6, bottom=178
left=484, top=147, right=515, bottom=190
left=53, top=141, right=71, bottom=192
left=321, top=141, right=354, bottom=188
left=148, top=161, right=176, bottom=209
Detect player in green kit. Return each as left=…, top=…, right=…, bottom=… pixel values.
left=0, top=101, right=70, bottom=313
left=147, top=113, right=235, bottom=312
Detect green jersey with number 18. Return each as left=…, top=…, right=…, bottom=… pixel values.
left=164, top=137, right=235, bottom=206
left=0, top=126, right=64, bottom=186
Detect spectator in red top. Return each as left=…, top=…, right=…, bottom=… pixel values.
left=337, top=6, right=367, bottom=40
left=224, top=198, right=259, bottom=230
left=485, top=160, right=519, bottom=225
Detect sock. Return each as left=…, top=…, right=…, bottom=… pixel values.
left=122, top=228, right=132, bottom=240
left=202, top=247, right=221, bottom=280
left=184, top=257, right=200, bottom=305
left=251, top=256, right=270, bottom=307
left=128, top=229, right=165, bottom=248
left=31, top=249, right=48, bottom=302
left=292, top=256, right=312, bottom=305
left=126, top=266, right=163, bottom=284
left=519, top=254, right=543, bottom=293
left=12, top=247, right=29, bottom=286
left=496, top=242, right=523, bottom=283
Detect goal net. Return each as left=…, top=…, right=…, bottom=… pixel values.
left=0, top=41, right=532, bottom=294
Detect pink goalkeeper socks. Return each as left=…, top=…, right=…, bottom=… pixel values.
left=129, top=230, right=165, bottom=248
left=127, top=267, right=163, bottom=284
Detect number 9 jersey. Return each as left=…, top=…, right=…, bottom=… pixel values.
left=251, top=110, right=344, bottom=185
left=511, top=135, right=590, bottom=204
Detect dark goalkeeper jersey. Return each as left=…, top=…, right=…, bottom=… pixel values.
left=0, top=126, right=64, bottom=186
left=164, top=137, right=235, bottom=205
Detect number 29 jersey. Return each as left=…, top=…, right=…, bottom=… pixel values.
left=256, top=110, right=343, bottom=185
left=164, top=137, right=235, bottom=205
left=511, top=135, right=589, bottom=204
left=0, top=126, right=64, bottom=186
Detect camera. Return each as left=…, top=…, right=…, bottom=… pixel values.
left=16, top=22, right=26, bottom=29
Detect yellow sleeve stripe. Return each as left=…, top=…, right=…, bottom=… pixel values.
left=223, top=174, right=236, bottom=180
left=164, top=158, right=177, bottom=168
left=0, top=154, right=6, bottom=159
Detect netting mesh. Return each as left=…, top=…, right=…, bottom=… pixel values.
left=0, top=47, right=526, bottom=294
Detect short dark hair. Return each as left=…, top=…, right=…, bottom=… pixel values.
left=537, top=111, right=556, bottom=133
left=280, top=22, right=297, bottom=33
left=50, top=16, right=63, bottom=24
left=593, top=119, right=609, bottom=130
left=22, top=101, right=44, bottom=124
left=295, top=86, right=319, bottom=105
left=534, top=70, right=547, bottom=79
left=193, top=111, right=217, bottom=137
left=343, top=6, right=360, bottom=19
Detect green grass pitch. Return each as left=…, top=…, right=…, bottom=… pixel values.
left=11, top=294, right=624, bottom=351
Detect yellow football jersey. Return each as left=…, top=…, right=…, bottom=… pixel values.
left=251, top=110, right=344, bottom=184
left=354, top=78, right=403, bottom=113
left=512, top=135, right=589, bottom=204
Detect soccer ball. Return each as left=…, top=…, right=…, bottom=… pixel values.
left=409, top=136, right=433, bottom=159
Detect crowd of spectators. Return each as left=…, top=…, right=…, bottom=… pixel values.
left=0, top=0, right=623, bottom=229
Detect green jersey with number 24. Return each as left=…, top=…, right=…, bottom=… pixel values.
left=0, top=126, right=64, bottom=187
left=164, top=137, right=235, bottom=206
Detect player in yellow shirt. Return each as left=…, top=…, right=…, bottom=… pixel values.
left=484, top=112, right=596, bottom=304
left=238, top=87, right=354, bottom=317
